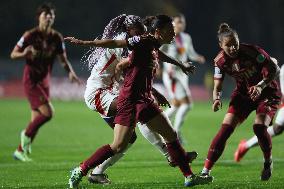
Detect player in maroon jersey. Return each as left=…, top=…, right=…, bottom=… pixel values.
left=66, top=15, right=211, bottom=188
left=199, top=23, right=280, bottom=182
left=10, top=2, right=80, bottom=162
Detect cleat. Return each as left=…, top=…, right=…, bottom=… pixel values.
left=234, top=139, right=248, bottom=162
left=184, top=174, right=213, bottom=187
left=21, top=130, right=32, bottom=154
left=88, top=173, right=111, bottom=184
left=69, top=167, right=83, bottom=188
left=261, top=160, right=273, bottom=181
left=13, top=150, right=32, bottom=162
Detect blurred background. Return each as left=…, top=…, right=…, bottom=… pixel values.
left=0, top=0, right=283, bottom=101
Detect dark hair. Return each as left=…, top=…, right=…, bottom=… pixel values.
left=82, top=14, right=143, bottom=70
left=36, top=2, right=55, bottom=18
left=173, top=13, right=185, bottom=20
left=217, top=23, right=238, bottom=42
left=145, top=14, right=172, bottom=34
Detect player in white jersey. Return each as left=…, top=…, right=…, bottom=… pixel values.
left=234, top=58, right=284, bottom=162
left=75, top=15, right=197, bottom=185
left=160, top=13, right=206, bottom=142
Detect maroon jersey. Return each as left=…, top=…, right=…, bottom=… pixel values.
left=120, top=35, right=161, bottom=100
left=214, top=43, right=279, bottom=96
left=16, top=27, right=66, bottom=86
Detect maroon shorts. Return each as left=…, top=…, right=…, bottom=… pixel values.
left=24, top=82, right=50, bottom=110
left=114, top=97, right=162, bottom=127
left=227, top=92, right=280, bottom=123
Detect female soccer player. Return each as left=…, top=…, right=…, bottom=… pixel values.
left=10, top=3, right=80, bottom=162
left=66, top=15, right=211, bottom=188
left=160, top=13, right=206, bottom=143
left=77, top=14, right=186, bottom=185
left=200, top=23, right=281, bottom=182
left=234, top=63, right=284, bottom=162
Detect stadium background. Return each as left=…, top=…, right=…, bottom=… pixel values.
left=1, top=1, right=284, bottom=188
left=1, top=0, right=283, bottom=100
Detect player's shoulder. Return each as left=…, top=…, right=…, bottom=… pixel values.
left=180, top=32, right=191, bottom=39
left=240, top=43, right=261, bottom=56
left=214, top=50, right=226, bottom=66
left=23, top=27, right=38, bottom=37
left=51, top=29, right=63, bottom=39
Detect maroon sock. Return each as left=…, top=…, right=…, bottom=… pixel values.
left=205, top=123, right=235, bottom=170
left=253, top=124, right=272, bottom=160
left=17, top=145, right=23, bottom=152
left=25, top=114, right=51, bottom=141
left=80, top=144, right=114, bottom=175
left=166, top=139, right=193, bottom=177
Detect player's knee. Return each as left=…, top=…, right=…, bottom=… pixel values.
left=274, top=125, right=284, bottom=135
left=129, top=132, right=137, bottom=144
left=253, top=124, right=267, bottom=136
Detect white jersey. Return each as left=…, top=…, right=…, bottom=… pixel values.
left=280, top=64, right=284, bottom=96
left=160, top=32, right=200, bottom=78
left=84, top=34, right=126, bottom=100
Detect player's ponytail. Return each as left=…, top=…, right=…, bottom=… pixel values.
left=217, top=22, right=238, bottom=42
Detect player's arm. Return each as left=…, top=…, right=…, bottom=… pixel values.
left=64, top=37, right=127, bottom=48
left=10, top=32, right=34, bottom=60
left=249, top=56, right=280, bottom=101
left=185, top=34, right=206, bottom=64
left=280, top=65, right=284, bottom=97
left=157, top=50, right=195, bottom=75
left=212, top=65, right=224, bottom=112
left=57, top=53, right=81, bottom=84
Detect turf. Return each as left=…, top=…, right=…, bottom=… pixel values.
left=0, top=99, right=283, bottom=189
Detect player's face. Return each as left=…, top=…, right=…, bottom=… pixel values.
left=173, top=17, right=186, bottom=34
left=219, top=35, right=239, bottom=58
left=38, top=10, right=55, bottom=28
left=157, top=22, right=175, bottom=44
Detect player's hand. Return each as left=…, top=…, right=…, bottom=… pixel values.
left=181, top=62, right=195, bottom=75
left=64, top=37, right=85, bottom=45
left=23, top=45, right=35, bottom=58
left=69, top=72, right=82, bottom=85
left=212, top=99, right=222, bottom=112
left=153, top=92, right=171, bottom=108
left=197, top=55, right=206, bottom=64
left=249, top=85, right=262, bottom=101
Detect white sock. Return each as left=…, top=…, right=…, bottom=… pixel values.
left=246, top=126, right=276, bottom=149
left=174, top=104, right=191, bottom=134
left=137, top=123, right=169, bottom=158
left=201, top=167, right=210, bottom=175
left=267, top=126, right=276, bottom=137
left=92, top=143, right=132, bottom=174
left=164, top=106, right=177, bottom=120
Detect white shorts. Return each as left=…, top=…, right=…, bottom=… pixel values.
left=275, top=105, right=284, bottom=126
left=162, top=72, right=191, bottom=100
left=84, top=88, right=118, bottom=116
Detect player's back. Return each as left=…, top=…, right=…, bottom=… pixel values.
left=85, top=33, right=127, bottom=96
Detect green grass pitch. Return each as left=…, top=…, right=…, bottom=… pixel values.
left=0, top=99, right=283, bottom=188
